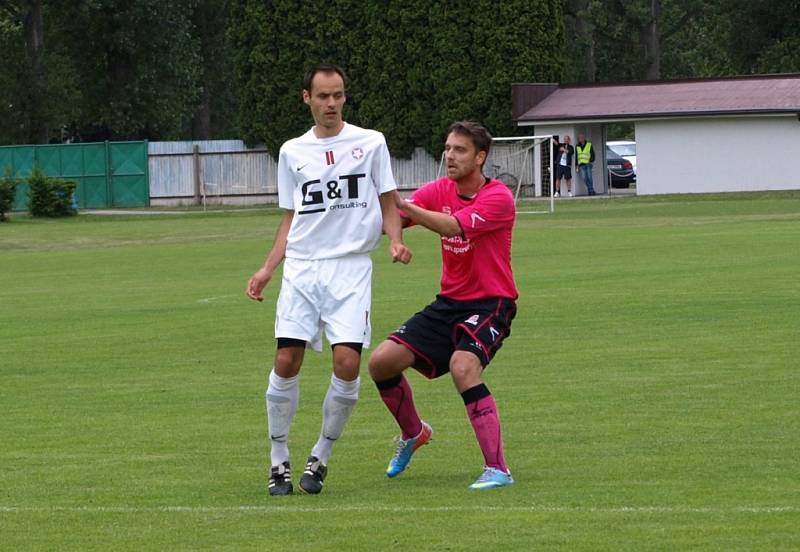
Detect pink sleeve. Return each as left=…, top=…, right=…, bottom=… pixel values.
left=408, top=181, right=436, bottom=210
left=453, top=187, right=515, bottom=240
left=398, top=181, right=437, bottom=222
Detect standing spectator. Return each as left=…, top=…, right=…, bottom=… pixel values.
left=575, top=132, right=596, bottom=196
left=555, top=135, right=574, bottom=197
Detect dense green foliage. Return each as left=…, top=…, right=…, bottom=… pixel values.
left=2, top=194, right=799, bottom=549
left=1, top=1, right=799, bottom=149
left=0, top=169, right=17, bottom=221
left=229, top=0, right=562, bottom=156
left=0, top=0, right=229, bottom=143
left=727, top=0, right=800, bottom=74
left=563, top=0, right=800, bottom=83
left=26, top=166, right=77, bottom=217
left=61, top=1, right=201, bottom=140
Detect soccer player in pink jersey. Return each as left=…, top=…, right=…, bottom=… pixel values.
left=368, top=121, right=518, bottom=489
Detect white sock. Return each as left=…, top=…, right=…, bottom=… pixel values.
left=310, top=374, right=360, bottom=465
left=266, top=369, right=299, bottom=467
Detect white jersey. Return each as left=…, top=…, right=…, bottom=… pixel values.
left=277, top=123, right=397, bottom=260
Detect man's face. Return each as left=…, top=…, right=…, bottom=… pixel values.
left=303, top=72, right=346, bottom=130
left=564, top=136, right=571, bottom=144
left=444, top=132, right=486, bottom=181
left=578, top=133, right=586, bottom=143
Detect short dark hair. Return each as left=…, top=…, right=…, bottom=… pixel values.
left=303, top=63, right=347, bottom=92
left=447, top=121, right=492, bottom=159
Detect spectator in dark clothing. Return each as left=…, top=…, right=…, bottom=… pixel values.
left=554, top=135, right=574, bottom=197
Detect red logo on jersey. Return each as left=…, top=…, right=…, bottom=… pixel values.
left=352, top=147, right=364, bottom=160
left=325, top=150, right=335, bottom=165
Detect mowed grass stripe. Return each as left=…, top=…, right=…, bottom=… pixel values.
left=2, top=504, right=798, bottom=514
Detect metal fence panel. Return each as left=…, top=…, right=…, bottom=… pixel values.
left=7, top=146, right=35, bottom=210
left=36, top=145, right=62, bottom=176
left=62, top=145, right=83, bottom=176
left=81, top=144, right=109, bottom=208
left=0, top=141, right=148, bottom=210
left=109, top=142, right=148, bottom=207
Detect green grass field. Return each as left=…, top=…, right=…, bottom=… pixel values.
left=2, top=193, right=799, bottom=550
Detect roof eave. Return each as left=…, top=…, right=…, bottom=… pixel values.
left=516, top=110, right=800, bottom=126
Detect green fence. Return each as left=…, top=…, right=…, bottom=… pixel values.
left=0, top=141, right=149, bottom=210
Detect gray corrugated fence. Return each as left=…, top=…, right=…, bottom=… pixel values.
left=149, top=141, right=439, bottom=205
left=148, top=140, right=542, bottom=205
left=149, top=141, right=278, bottom=200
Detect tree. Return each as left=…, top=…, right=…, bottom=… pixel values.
left=191, top=0, right=237, bottom=140
left=230, top=0, right=562, bottom=157
left=727, top=0, right=800, bottom=74
left=53, top=0, right=202, bottom=141
left=561, top=0, right=597, bottom=82
left=0, top=8, right=29, bottom=143
left=0, top=0, right=48, bottom=143
left=638, top=0, right=707, bottom=79
left=566, top=0, right=711, bottom=82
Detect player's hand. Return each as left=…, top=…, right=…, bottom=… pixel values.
left=246, top=268, right=272, bottom=302
left=392, top=190, right=407, bottom=210
left=390, top=241, right=412, bottom=264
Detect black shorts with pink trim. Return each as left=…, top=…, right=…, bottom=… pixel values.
left=388, top=295, right=517, bottom=379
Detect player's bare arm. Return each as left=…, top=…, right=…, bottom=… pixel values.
left=246, top=209, right=294, bottom=302
left=395, top=195, right=462, bottom=238
left=379, top=191, right=412, bottom=264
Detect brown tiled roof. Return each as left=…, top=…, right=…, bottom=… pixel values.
left=514, top=74, right=800, bottom=123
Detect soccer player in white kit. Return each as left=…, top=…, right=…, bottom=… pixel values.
left=246, top=64, right=411, bottom=496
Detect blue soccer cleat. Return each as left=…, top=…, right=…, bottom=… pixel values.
left=469, top=466, right=514, bottom=490
left=386, top=422, right=432, bottom=478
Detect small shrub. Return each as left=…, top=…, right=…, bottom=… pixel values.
left=0, top=168, right=17, bottom=222
left=27, top=166, right=78, bottom=218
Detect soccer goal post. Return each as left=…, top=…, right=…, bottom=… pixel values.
left=436, top=134, right=556, bottom=213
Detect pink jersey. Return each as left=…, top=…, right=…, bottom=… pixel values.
left=409, top=177, right=518, bottom=301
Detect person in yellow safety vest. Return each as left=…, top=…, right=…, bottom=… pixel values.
left=575, top=132, right=596, bottom=196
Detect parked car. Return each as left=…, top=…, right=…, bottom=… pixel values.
left=606, top=147, right=636, bottom=188
left=607, top=140, right=637, bottom=172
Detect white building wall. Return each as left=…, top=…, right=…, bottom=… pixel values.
left=636, top=116, right=800, bottom=195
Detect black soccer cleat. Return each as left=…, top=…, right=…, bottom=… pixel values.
left=299, top=456, right=327, bottom=495
left=269, top=461, right=293, bottom=496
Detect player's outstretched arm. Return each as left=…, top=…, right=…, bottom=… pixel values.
left=246, top=209, right=294, bottom=302
left=395, top=194, right=462, bottom=238
left=379, top=191, right=412, bottom=264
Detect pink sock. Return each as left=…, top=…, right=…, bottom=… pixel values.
left=377, top=375, right=423, bottom=440
left=466, top=394, right=508, bottom=472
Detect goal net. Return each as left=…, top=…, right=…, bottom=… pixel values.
left=437, top=135, right=555, bottom=213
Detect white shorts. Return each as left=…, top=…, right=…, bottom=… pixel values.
left=275, top=254, right=372, bottom=352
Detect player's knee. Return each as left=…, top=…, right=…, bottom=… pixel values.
left=333, top=356, right=360, bottom=380
left=274, top=347, right=303, bottom=375
left=367, top=345, right=388, bottom=380
left=449, top=353, right=483, bottom=390
left=367, top=341, right=404, bottom=381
